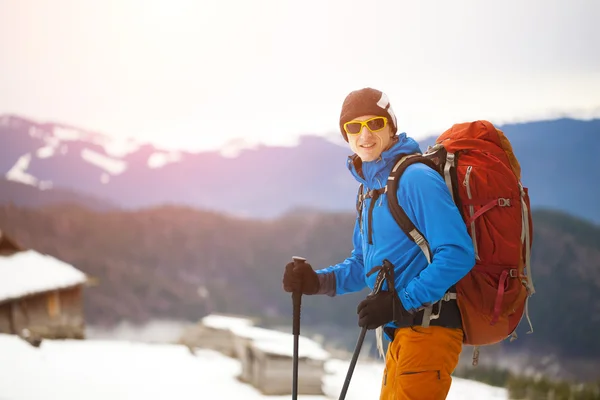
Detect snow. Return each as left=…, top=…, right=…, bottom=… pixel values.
left=5, top=153, right=37, bottom=186
left=53, top=126, right=82, bottom=141
left=3, top=116, right=167, bottom=185
left=0, top=250, right=87, bottom=303
left=200, top=313, right=254, bottom=330
left=81, top=148, right=128, bottom=175
left=219, top=138, right=259, bottom=158
left=53, top=126, right=141, bottom=158
left=36, top=145, right=56, bottom=158
left=200, top=314, right=330, bottom=360
left=147, top=151, right=182, bottom=168
left=102, top=139, right=141, bottom=158
left=252, top=335, right=330, bottom=360
left=35, top=135, right=61, bottom=159
left=4, top=153, right=53, bottom=190
left=0, top=334, right=508, bottom=400
left=231, top=324, right=330, bottom=361
left=86, top=320, right=191, bottom=344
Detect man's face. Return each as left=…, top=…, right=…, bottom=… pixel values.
left=345, top=115, right=394, bottom=162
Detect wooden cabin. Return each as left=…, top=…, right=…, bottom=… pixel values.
left=231, top=324, right=329, bottom=396
left=179, top=312, right=330, bottom=395
left=0, top=229, right=89, bottom=339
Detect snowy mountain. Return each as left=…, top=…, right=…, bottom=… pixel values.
left=2, top=114, right=599, bottom=222
left=0, top=333, right=508, bottom=400
left=0, top=114, right=353, bottom=218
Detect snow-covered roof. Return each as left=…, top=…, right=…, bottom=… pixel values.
left=200, top=314, right=255, bottom=330
left=251, top=337, right=330, bottom=361
left=230, top=325, right=330, bottom=361
left=199, top=313, right=330, bottom=360
left=230, top=325, right=298, bottom=344
left=0, top=250, right=88, bottom=303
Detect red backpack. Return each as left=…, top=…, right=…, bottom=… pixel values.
left=385, top=120, right=536, bottom=363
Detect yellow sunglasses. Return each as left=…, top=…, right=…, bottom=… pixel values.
left=343, top=116, right=388, bottom=135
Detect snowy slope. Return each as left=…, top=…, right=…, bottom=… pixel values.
left=0, top=334, right=508, bottom=400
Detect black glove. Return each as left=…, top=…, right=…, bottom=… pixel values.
left=357, top=290, right=411, bottom=330
left=282, top=261, right=320, bottom=295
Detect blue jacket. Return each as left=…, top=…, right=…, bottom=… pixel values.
left=316, top=133, right=475, bottom=327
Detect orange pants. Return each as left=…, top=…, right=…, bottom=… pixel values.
left=379, top=326, right=463, bottom=400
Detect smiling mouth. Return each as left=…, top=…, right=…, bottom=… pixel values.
left=360, top=143, right=376, bottom=149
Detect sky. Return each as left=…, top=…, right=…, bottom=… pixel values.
left=1, top=0, right=599, bottom=153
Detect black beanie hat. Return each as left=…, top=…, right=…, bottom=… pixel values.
left=339, top=87, right=398, bottom=141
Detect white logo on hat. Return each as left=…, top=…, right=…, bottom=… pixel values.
left=377, top=92, right=397, bottom=129
left=376, top=93, right=389, bottom=109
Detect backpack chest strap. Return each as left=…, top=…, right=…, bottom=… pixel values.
left=359, top=186, right=387, bottom=202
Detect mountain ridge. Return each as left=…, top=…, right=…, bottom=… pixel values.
left=2, top=114, right=599, bottom=222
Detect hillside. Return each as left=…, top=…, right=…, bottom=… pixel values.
left=1, top=114, right=599, bottom=222
left=0, top=179, right=118, bottom=211
left=0, top=204, right=599, bottom=379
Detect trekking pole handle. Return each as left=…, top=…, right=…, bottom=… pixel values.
left=291, top=256, right=306, bottom=336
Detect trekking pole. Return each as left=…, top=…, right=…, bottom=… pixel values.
left=291, top=256, right=306, bottom=400
left=338, top=260, right=393, bottom=400
left=338, top=326, right=367, bottom=400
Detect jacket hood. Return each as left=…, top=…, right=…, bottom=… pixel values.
left=347, top=133, right=422, bottom=188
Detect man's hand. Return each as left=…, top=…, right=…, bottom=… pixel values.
left=282, top=260, right=320, bottom=295
left=357, top=290, right=411, bottom=330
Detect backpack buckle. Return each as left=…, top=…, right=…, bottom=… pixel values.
left=366, top=187, right=387, bottom=198
left=429, top=300, right=443, bottom=320
left=498, top=198, right=511, bottom=207
left=442, top=292, right=457, bottom=302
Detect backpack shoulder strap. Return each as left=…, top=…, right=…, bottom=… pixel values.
left=356, top=183, right=364, bottom=232
left=386, top=153, right=438, bottom=264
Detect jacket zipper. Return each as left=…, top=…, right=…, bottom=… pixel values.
left=464, top=166, right=479, bottom=259
left=360, top=163, right=383, bottom=289
left=362, top=197, right=372, bottom=282
left=361, top=192, right=376, bottom=287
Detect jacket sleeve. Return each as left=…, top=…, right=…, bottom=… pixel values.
left=396, top=164, right=476, bottom=312
left=315, top=216, right=367, bottom=296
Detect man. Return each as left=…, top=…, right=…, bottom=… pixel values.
left=282, top=87, right=475, bottom=399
